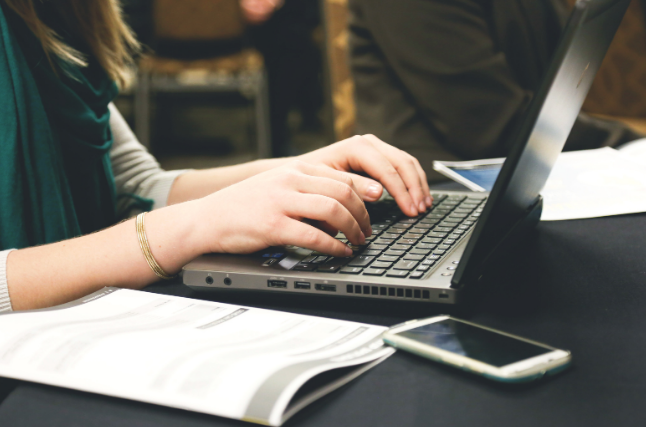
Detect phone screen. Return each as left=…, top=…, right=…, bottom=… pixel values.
left=396, top=319, right=552, bottom=367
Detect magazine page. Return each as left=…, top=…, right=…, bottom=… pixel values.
left=0, top=288, right=394, bottom=426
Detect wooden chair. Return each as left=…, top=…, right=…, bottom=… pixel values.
left=134, top=0, right=271, bottom=157
left=321, top=0, right=355, bottom=142
left=570, top=0, right=646, bottom=135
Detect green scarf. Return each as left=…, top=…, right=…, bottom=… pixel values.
left=0, top=3, right=118, bottom=251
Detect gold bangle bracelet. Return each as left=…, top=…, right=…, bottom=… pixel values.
left=135, top=212, right=177, bottom=280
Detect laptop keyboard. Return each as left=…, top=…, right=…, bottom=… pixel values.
left=292, top=193, right=487, bottom=279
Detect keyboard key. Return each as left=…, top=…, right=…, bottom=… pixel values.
left=449, top=233, right=462, bottom=239
left=381, top=233, right=400, bottom=240
left=363, top=250, right=382, bottom=256
left=427, top=254, right=441, bottom=260
left=363, top=268, right=386, bottom=276
left=438, top=222, right=457, bottom=228
left=393, top=260, right=418, bottom=270
left=448, top=214, right=467, bottom=220
left=410, top=249, right=430, bottom=255
left=402, top=233, right=423, bottom=239
left=428, top=232, right=448, bottom=238
left=398, top=218, right=418, bottom=224
left=366, top=243, right=387, bottom=251
left=391, top=244, right=412, bottom=251
left=422, top=259, right=436, bottom=265
left=317, top=265, right=340, bottom=273
left=378, top=255, right=399, bottom=262
left=313, top=256, right=329, bottom=263
left=419, top=218, right=440, bottom=225
left=386, top=270, right=409, bottom=278
left=391, top=223, right=412, bottom=230
left=301, top=256, right=317, bottom=263
left=415, top=243, right=436, bottom=250
left=434, top=227, right=453, bottom=233
left=426, top=213, right=446, bottom=219
left=340, top=266, right=363, bottom=274
left=385, top=227, right=404, bottom=235
left=433, top=250, right=446, bottom=255
left=384, top=249, right=405, bottom=256
left=375, top=238, right=396, bottom=245
left=438, top=244, right=451, bottom=250
left=412, top=224, right=433, bottom=230
left=397, top=238, right=419, bottom=245
left=403, top=254, right=424, bottom=261
left=410, top=271, right=424, bottom=279
left=416, top=265, right=430, bottom=271
left=294, top=263, right=316, bottom=271
left=422, top=238, right=442, bottom=244
left=443, top=239, right=457, bottom=245
left=348, top=256, right=375, bottom=267
left=371, top=261, right=392, bottom=269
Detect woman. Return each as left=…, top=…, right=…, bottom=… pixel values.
left=0, top=0, right=431, bottom=312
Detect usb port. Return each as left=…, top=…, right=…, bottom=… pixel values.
left=268, top=280, right=287, bottom=288
left=295, top=282, right=311, bottom=289
left=315, top=284, right=336, bottom=292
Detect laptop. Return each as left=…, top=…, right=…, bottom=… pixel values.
left=183, top=0, right=630, bottom=304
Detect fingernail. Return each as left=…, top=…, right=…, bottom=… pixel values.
left=359, top=232, right=366, bottom=244
left=426, top=196, right=432, bottom=206
left=366, top=183, right=382, bottom=199
left=410, top=203, right=418, bottom=216
left=344, top=246, right=353, bottom=256
left=418, top=201, right=426, bottom=212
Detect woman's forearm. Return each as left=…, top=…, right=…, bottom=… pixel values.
left=167, top=157, right=291, bottom=205
left=6, top=201, right=206, bottom=311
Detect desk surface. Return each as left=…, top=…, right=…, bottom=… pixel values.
left=1, top=214, right=645, bottom=427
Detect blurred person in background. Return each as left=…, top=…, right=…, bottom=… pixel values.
left=349, top=0, right=642, bottom=180
left=0, top=0, right=430, bottom=312
left=242, top=0, right=324, bottom=157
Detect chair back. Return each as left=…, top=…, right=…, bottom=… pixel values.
left=571, top=0, right=646, bottom=118
left=153, top=0, right=246, bottom=41
left=322, top=0, right=355, bottom=141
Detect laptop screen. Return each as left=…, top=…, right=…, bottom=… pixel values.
left=453, top=0, right=631, bottom=288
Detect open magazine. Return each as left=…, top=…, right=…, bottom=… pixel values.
left=0, top=288, right=394, bottom=426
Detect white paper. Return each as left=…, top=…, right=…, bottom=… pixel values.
left=541, top=147, right=646, bottom=220
left=0, top=288, right=393, bottom=426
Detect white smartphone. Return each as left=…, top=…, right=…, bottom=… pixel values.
left=383, top=316, right=571, bottom=382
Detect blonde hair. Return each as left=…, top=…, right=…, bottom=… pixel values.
left=5, top=0, right=140, bottom=87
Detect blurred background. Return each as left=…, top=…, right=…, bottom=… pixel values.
left=115, top=0, right=646, bottom=173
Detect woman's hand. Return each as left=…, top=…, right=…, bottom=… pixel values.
left=193, top=160, right=373, bottom=257
left=297, top=134, right=432, bottom=217
left=240, top=0, right=283, bottom=24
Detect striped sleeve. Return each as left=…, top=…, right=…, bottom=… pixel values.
left=0, top=249, right=15, bottom=313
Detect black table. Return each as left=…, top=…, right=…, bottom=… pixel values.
left=1, top=214, right=645, bottom=427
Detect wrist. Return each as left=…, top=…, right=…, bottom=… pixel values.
left=143, top=201, right=208, bottom=273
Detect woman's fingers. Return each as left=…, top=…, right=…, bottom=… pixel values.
left=292, top=174, right=371, bottom=237
left=276, top=219, right=352, bottom=257
left=288, top=193, right=366, bottom=246
left=362, top=134, right=430, bottom=212
left=340, top=137, right=420, bottom=217
left=413, top=157, right=432, bottom=207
